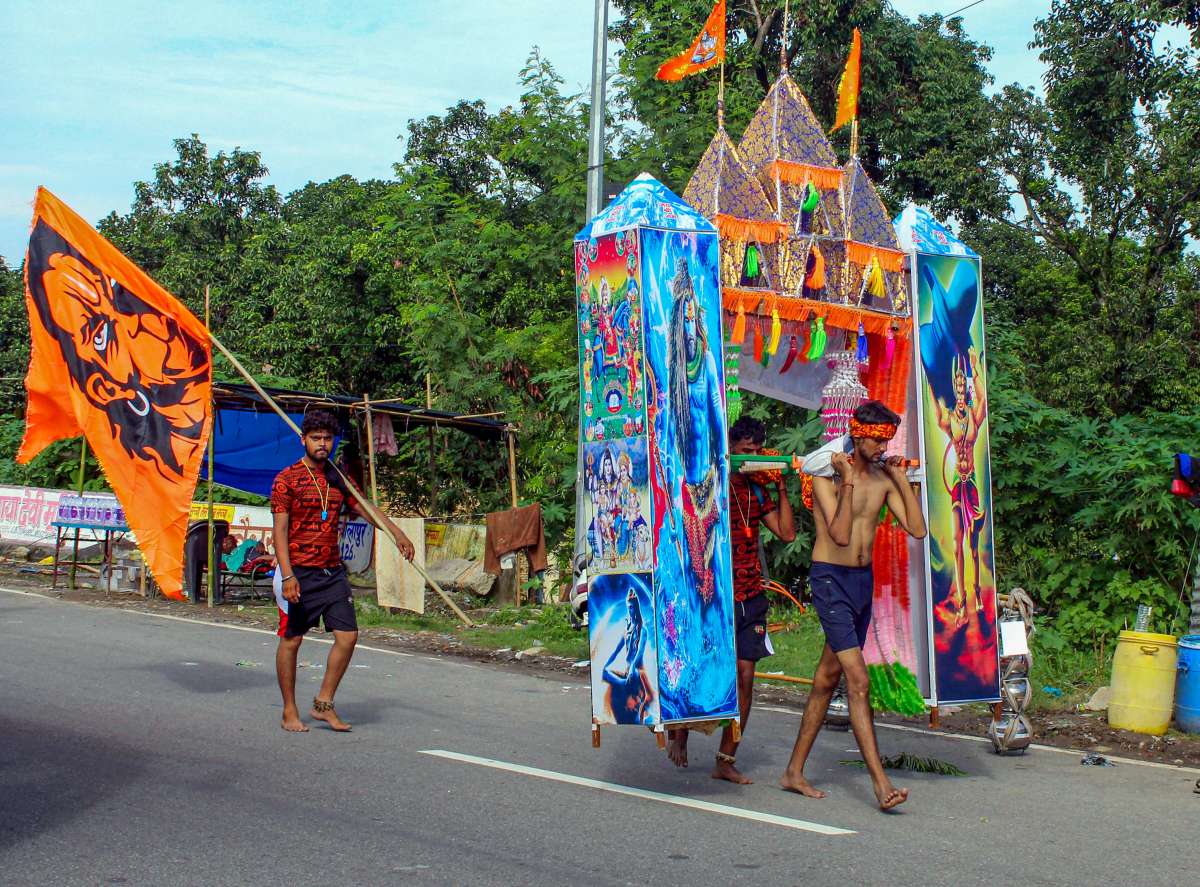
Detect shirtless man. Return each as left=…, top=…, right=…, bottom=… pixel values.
left=780, top=401, right=927, bottom=810
left=932, top=348, right=987, bottom=621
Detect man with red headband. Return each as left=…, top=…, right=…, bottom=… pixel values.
left=780, top=400, right=926, bottom=810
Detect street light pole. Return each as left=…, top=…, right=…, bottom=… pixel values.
left=577, top=0, right=610, bottom=573
left=585, top=0, right=608, bottom=220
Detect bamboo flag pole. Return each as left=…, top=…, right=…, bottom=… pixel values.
left=68, top=437, right=88, bottom=589
left=207, top=331, right=474, bottom=626
left=205, top=285, right=216, bottom=609
left=780, top=0, right=789, bottom=73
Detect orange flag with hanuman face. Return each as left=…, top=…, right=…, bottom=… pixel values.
left=656, top=0, right=726, bottom=81
left=831, top=27, right=862, bottom=132
left=18, top=187, right=212, bottom=600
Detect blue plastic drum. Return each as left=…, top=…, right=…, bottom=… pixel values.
left=1177, top=635, right=1200, bottom=734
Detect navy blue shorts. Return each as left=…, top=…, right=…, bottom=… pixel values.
left=734, top=593, right=773, bottom=662
left=284, top=566, right=358, bottom=637
left=809, top=562, right=874, bottom=653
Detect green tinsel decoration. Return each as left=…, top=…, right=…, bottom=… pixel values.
left=801, top=183, right=821, bottom=213
left=867, top=662, right=926, bottom=717
left=839, top=753, right=967, bottom=777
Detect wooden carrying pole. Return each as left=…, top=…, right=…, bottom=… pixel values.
left=208, top=332, right=474, bottom=626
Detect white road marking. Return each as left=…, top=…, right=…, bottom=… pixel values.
left=8, top=587, right=1198, bottom=776
left=419, top=749, right=855, bottom=836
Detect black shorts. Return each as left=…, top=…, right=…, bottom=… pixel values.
left=283, top=566, right=358, bottom=637
left=809, top=562, right=873, bottom=653
left=734, top=593, right=773, bottom=662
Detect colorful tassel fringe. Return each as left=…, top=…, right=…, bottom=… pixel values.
left=801, top=183, right=821, bottom=213
left=806, top=317, right=827, bottom=360
left=866, top=256, right=886, bottom=299
left=804, top=247, right=826, bottom=292
left=779, top=335, right=799, bottom=373
left=847, top=241, right=905, bottom=273
left=731, top=304, right=746, bottom=344
left=768, top=306, right=782, bottom=357
left=716, top=213, right=788, bottom=243
left=765, top=160, right=843, bottom=190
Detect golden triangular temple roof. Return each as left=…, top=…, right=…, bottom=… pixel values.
left=683, top=127, right=785, bottom=244
left=738, top=74, right=840, bottom=175
left=842, top=157, right=900, bottom=250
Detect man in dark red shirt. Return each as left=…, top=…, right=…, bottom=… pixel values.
left=667, top=416, right=795, bottom=783
left=272, top=409, right=414, bottom=733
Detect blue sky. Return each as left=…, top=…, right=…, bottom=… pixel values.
left=0, top=0, right=1049, bottom=265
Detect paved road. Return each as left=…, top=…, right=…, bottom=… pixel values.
left=1, top=588, right=1195, bottom=886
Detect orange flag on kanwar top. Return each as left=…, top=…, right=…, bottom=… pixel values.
left=831, top=27, right=862, bottom=132
left=656, top=0, right=726, bottom=82
left=18, top=187, right=212, bottom=600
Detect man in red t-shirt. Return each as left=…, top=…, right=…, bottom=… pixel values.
left=271, top=409, right=415, bottom=733
left=667, top=417, right=795, bottom=784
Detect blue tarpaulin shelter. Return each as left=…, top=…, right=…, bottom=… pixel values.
left=199, top=408, right=311, bottom=499
left=202, top=383, right=510, bottom=499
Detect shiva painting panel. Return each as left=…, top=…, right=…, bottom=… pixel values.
left=640, top=228, right=738, bottom=723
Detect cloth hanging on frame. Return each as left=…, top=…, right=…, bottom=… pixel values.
left=484, top=504, right=547, bottom=575
left=372, top=414, right=399, bottom=457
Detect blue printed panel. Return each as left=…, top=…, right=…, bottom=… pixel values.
left=640, top=228, right=737, bottom=723
left=588, top=573, right=660, bottom=725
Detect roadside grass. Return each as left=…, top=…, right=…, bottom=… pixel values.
left=352, top=597, right=589, bottom=660
left=1027, top=633, right=1110, bottom=712
left=340, top=596, right=1112, bottom=714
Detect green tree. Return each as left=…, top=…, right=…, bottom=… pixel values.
left=98, top=134, right=282, bottom=329
left=976, top=0, right=1200, bottom=417
left=610, top=0, right=1003, bottom=221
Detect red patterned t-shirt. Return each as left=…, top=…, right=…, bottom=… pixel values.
left=729, top=472, right=776, bottom=601
left=270, top=460, right=363, bottom=568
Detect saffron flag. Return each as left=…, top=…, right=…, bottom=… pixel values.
left=19, top=187, right=212, bottom=600
left=655, top=0, right=726, bottom=82
left=831, top=27, right=862, bottom=132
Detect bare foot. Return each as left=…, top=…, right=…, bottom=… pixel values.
left=666, top=733, right=688, bottom=768
left=281, top=710, right=309, bottom=733
left=875, top=780, right=909, bottom=811
left=310, top=699, right=352, bottom=732
left=779, top=772, right=826, bottom=798
left=712, top=759, right=752, bottom=785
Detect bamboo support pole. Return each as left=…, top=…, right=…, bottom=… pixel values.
left=363, top=393, right=379, bottom=505
left=205, top=285, right=216, bottom=608
left=206, top=331, right=474, bottom=626
left=426, top=374, right=436, bottom=511
left=68, top=438, right=87, bottom=589
left=506, top=428, right=519, bottom=509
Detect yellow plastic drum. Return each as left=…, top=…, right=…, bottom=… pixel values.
left=1108, top=630, right=1178, bottom=736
